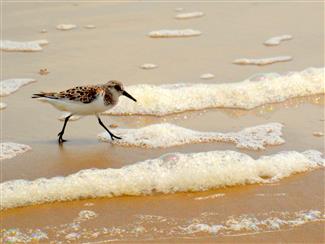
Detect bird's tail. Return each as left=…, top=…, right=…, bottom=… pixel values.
left=32, top=92, right=58, bottom=99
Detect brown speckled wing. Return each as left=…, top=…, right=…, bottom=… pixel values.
left=58, top=86, right=100, bottom=104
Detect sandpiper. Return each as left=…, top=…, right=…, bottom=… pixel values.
left=32, top=80, right=137, bottom=144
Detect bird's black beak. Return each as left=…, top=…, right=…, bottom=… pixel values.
left=122, top=90, right=137, bottom=102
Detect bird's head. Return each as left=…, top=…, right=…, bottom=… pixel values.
left=105, top=80, right=137, bottom=102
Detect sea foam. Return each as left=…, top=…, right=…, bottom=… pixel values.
left=200, top=73, right=215, bottom=79
left=140, top=63, right=158, bottom=70
left=0, top=40, right=48, bottom=52
left=148, top=29, right=201, bottom=38
left=264, top=34, right=293, bottom=46
left=0, top=78, right=36, bottom=97
left=175, top=12, right=204, bottom=19
left=56, top=24, right=77, bottom=30
left=98, top=123, right=284, bottom=150
left=233, top=56, right=292, bottom=65
left=1, top=150, right=323, bottom=210
left=0, top=143, right=31, bottom=160
left=182, top=210, right=323, bottom=235
left=1, top=209, right=322, bottom=242
left=103, top=67, right=324, bottom=116
left=0, top=102, right=6, bottom=110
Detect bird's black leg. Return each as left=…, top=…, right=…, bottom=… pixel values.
left=57, top=115, right=71, bottom=144
left=97, top=116, right=121, bottom=140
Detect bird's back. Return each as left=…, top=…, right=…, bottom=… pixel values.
left=32, top=84, right=114, bottom=115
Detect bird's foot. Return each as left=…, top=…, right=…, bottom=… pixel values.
left=57, top=131, right=67, bottom=144
left=110, top=133, right=122, bottom=141
left=58, top=137, right=67, bottom=144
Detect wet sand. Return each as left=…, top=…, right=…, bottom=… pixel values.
left=1, top=2, right=324, bottom=243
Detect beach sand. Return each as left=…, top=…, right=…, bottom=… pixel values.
left=1, top=2, right=324, bottom=243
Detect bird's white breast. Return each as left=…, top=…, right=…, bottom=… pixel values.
left=39, top=95, right=114, bottom=115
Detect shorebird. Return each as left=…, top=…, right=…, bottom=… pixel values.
left=32, top=80, right=137, bottom=144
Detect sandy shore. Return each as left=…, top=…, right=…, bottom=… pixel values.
left=1, top=2, right=324, bottom=243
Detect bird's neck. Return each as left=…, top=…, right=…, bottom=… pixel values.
left=103, top=89, right=118, bottom=106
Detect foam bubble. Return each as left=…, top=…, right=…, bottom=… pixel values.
left=233, top=56, right=292, bottom=66
left=200, top=73, right=215, bottom=79
left=140, top=63, right=158, bottom=70
left=104, top=67, right=324, bottom=116
left=148, top=29, right=201, bottom=38
left=312, top=131, right=323, bottom=137
left=83, top=25, right=96, bottom=29
left=0, top=102, right=7, bottom=110
left=1, top=150, right=323, bottom=210
left=175, top=12, right=204, bottom=19
left=98, top=123, right=285, bottom=150
left=56, top=24, right=77, bottom=30
left=0, top=78, right=36, bottom=97
left=76, top=210, right=98, bottom=221
left=0, top=142, right=31, bottom=160
left=0, top=40, right=48, bottom=52
left=264, top=34, right=293, bottom=46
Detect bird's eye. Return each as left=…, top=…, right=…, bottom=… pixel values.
left=114, top=85, right=121, bottom=91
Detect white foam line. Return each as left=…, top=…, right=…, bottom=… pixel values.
left=233, top=56, right=292, bottom=66
left=264, top=35, right=293, bottom=46
left=0, top=40, right=48, bottom=52
left=0, top=142, right=31, bottom=160
left=195, top=193, right=225, bottom=200
left=0, top=102, right=6, bottom=110
left=1, top=150, right=323, bottom=210
left=98, top=123, right=284, bottom=150
left=148, top=29, right=201, bottom=38
left=175, top=12, right=204, bottom=19
left=0, top=78, right=36, bottom=97
left=255, top=193, right=286, bottom=197
left=103, top=67, right=324, bottom=116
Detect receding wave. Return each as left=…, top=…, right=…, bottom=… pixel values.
left=98, top=123, right=284, bottom=150
left=1, top=150, right=323, bottom=210
left=2, top=209, right=322, bottom=242
left=104, top=67, right=324, bottom=116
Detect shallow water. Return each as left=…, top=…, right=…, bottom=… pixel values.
left=1, top=1, right=324, bottom=243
